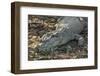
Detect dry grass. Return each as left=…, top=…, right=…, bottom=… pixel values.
left=28, top=15, right=88, bottom=61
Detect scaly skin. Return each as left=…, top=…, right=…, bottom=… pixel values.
left=38, top=17, right=85, bottom=51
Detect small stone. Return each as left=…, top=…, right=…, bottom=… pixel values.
left=29, top=51, right=35, bottom=54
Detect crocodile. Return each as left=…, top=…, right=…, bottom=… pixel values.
left=38, top=17, right=87, bottom=52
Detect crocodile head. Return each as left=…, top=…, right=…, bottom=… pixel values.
left=38, top=29, right=62, bottom=51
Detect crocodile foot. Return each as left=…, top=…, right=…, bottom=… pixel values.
left=74, top=34, right=84, bottom=47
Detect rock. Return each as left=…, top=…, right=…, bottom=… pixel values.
left=66, top=45, right=72, bottom=51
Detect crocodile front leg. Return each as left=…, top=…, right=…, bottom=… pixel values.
left=74, top=34, right=84, bottom=46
